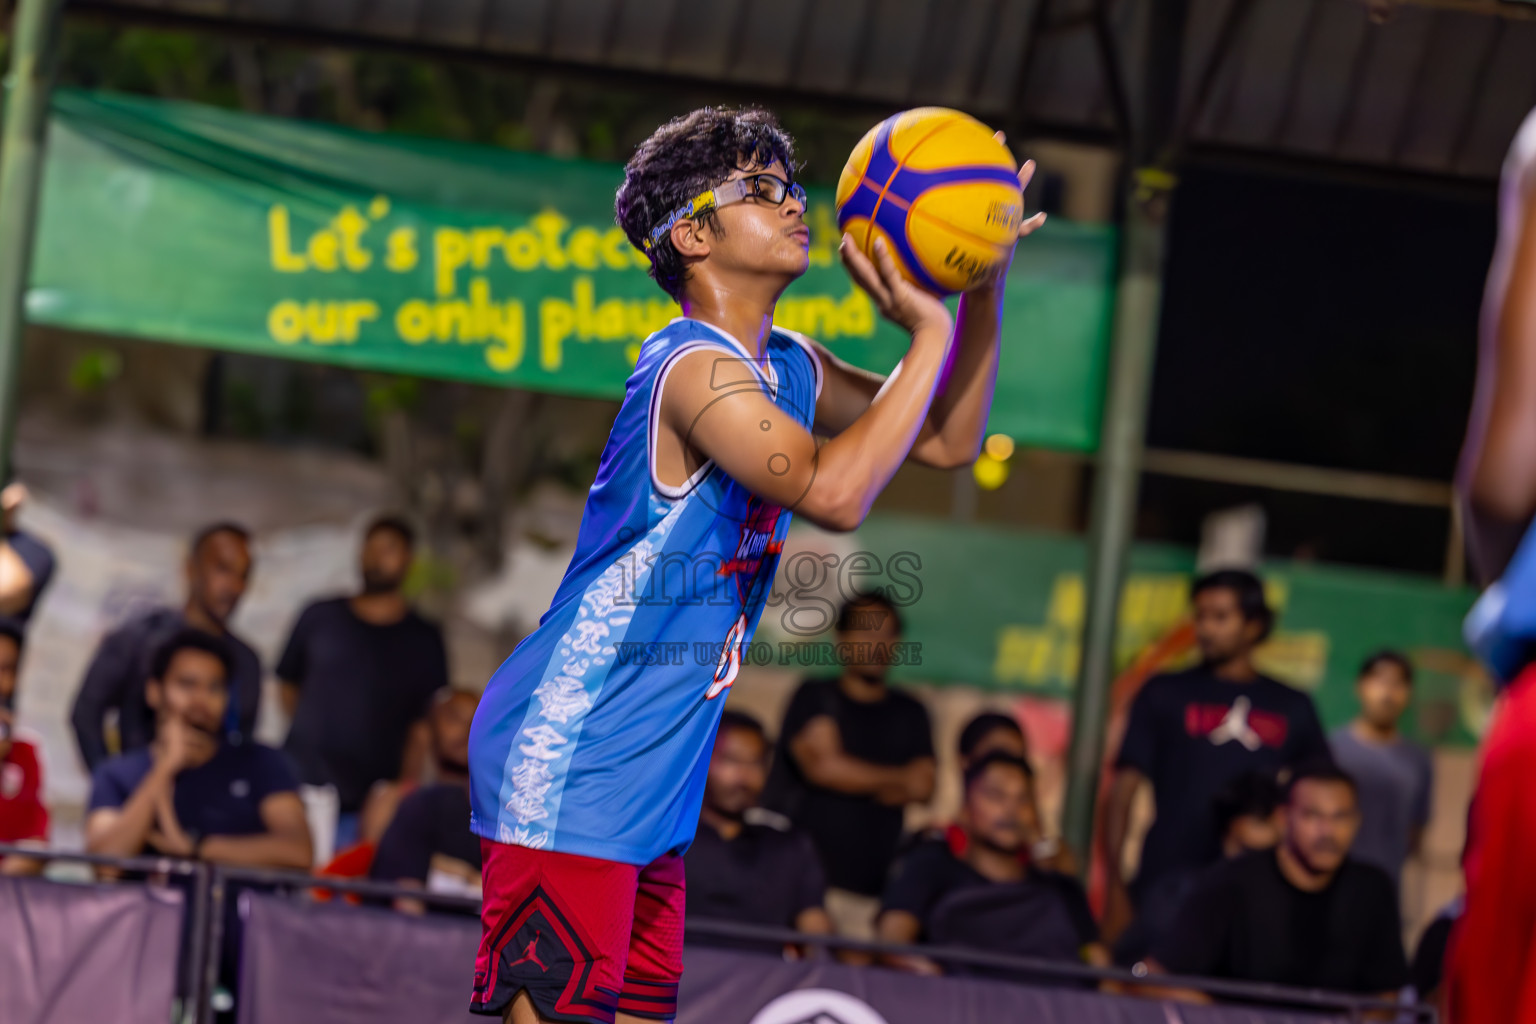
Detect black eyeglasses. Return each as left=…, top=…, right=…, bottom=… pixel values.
left=644, top=174, right=809, bottom=251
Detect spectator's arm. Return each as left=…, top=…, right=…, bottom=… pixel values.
left=1133, top=958, right=1215, bottom=1005
left=70, top=632, right=134, bottom=771
left=85, top=761, right=176, bottom=860
left=278, top=682, right=300, bottom=720
left=794, top=907, right=834, bottom=937
left=788, top=716, right=926, bottom=803
left=0, top=540, right=38, bottom=616
left=1410, top=755, right=1435, bottom=858
left=0, top=850, right=45, bottom=876
left=274, top=606, right=313, bottom=725
left=399, top=718, right=431, bottom=784
left=198, top=791, right=312, bottom=870
left=1100, top=766, right=1145, bottom=943
left=875, top=909, right=941, bottom=975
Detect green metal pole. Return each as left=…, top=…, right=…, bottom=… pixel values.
left=0, top=0, right=63, bottom=481
left=1059, top=190, right=1168, bottom=864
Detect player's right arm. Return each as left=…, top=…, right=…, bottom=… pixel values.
left=660, top=236, right=953, bottom=533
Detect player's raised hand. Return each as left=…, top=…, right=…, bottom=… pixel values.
left=994, top=131, right=1049, bottom=241
left=840, top=233, right=953, bottom=340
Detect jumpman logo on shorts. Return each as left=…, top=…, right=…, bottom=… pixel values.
left=509, top=931, right=548, bottom=972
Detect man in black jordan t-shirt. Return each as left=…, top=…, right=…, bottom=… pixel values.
left=1101, top=569, right=1328, bottom=943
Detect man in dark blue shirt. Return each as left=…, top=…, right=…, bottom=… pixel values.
left=85, top=628, right=310, bottom=870
left=71, top=522, right=261, bottom=769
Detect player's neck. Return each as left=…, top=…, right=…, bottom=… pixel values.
left=680, top=280, right=782, bottom=361
left=1350, top=716, right=1399, bottom=745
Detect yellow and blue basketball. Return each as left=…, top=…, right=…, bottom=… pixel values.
left=836, top=108, right=1023, bottom=296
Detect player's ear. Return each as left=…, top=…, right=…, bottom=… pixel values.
left=671, top=219, right=711, bottom=260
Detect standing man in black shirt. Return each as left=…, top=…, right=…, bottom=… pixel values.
left=1101, top=569, right=1328, bottom=943
left=1147, top=761, right=1407, bottom=1000
left=877, top=752, right=1107, bottom=979
left=764, top=591, right=934, bottom=941
left=279, top=514, right=448, bottom=850
left=71, top=522, right=260, bottom=770
left=685, top=711, right=832, bottom=955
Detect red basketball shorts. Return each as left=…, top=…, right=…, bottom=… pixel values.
left=1448, top=667, right=1536, bottom=1024
left=470, top=839, right=685, bottom=1023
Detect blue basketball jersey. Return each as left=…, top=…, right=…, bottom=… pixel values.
left=468, top=318, right=822, bottom=865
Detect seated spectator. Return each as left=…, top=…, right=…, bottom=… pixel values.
left=1114, top=770, right=1282, bottom=966
left=763, top=592, right=934, bottom=940
left=0, top=616, right=47, bottom=875
left=1329, top=650, right=1433, bottom=893
left=956, top=710, right=1076, bottom=874
left=0, top=481, right=55, bottom=625
left=1148, top=760, right=1407, bottom=1001
left=280, top=515, right=447, bottom=851
left=86, top=629, right=311, bottom=870
left=685, top=711, right=832, bottom=956
left=369, top=688, right=482, bottom=913
left=71, top=522, right=260, bottom=770
left=877, top=752, right=1107, bottom=980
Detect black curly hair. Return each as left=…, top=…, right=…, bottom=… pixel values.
left=615, top=107, right=798, bottom=301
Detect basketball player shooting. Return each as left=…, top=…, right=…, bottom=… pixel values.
left=466, top=107, right=1044, bottom=1024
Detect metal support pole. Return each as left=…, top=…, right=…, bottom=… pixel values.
left=1060, top=0, right=1187, bottom=868
left=1060, top=196, right=1168, bottom=864
left=0, top=0, right=64, bottom=480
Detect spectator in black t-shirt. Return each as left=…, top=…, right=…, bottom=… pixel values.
left=370, top=688, right=481, bottom=914
left=280, top=515, right=447, bottom=850
left=1102, top=569, right=1327, bottom=944
left=878, top=752, right=1106, bottom=980
left=685, top=711, right=832, bottom=955
left=954, top=711, right=1077, bottom=875
left=71, top=522, right=261, bottom=770
left=1114, top=770, right=1283, bottom=967
left=763, top=592, right=934, bottom=939
left=0, top=481, right=55, bottom=625
left=1147, top=761, right=1407, bottom=1001
left=85, top=628, right=311, bottom=870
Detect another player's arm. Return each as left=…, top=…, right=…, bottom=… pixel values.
left=664, top=238, right=953, bottom=533
left=788, top=716, right=932, bottom=805
left=1469, top=188, right=1536, bottom=522
left=811, top=157, right=1047, bottom=468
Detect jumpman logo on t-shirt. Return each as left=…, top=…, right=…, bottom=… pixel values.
left=1207, top=696, right=1263, bottom=751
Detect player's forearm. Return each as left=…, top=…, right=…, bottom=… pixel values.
left=199, top=830, right=313, bottom=870
left=799, top=325, right=951, bottom=529
left=911, top=287, right=1002, bottom=468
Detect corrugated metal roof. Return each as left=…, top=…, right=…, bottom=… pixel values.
left=71, top=0, right=1536, bottom=180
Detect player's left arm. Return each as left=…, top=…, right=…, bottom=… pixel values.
left=811, top=153, right=1046, bottom=468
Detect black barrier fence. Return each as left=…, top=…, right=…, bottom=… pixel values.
left=0, top=845, right=1437, bottom=1024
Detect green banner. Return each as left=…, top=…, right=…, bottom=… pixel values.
left=28, top=90, right=1117, bottom=450
left=816, top=517, right=1488, bottom=748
